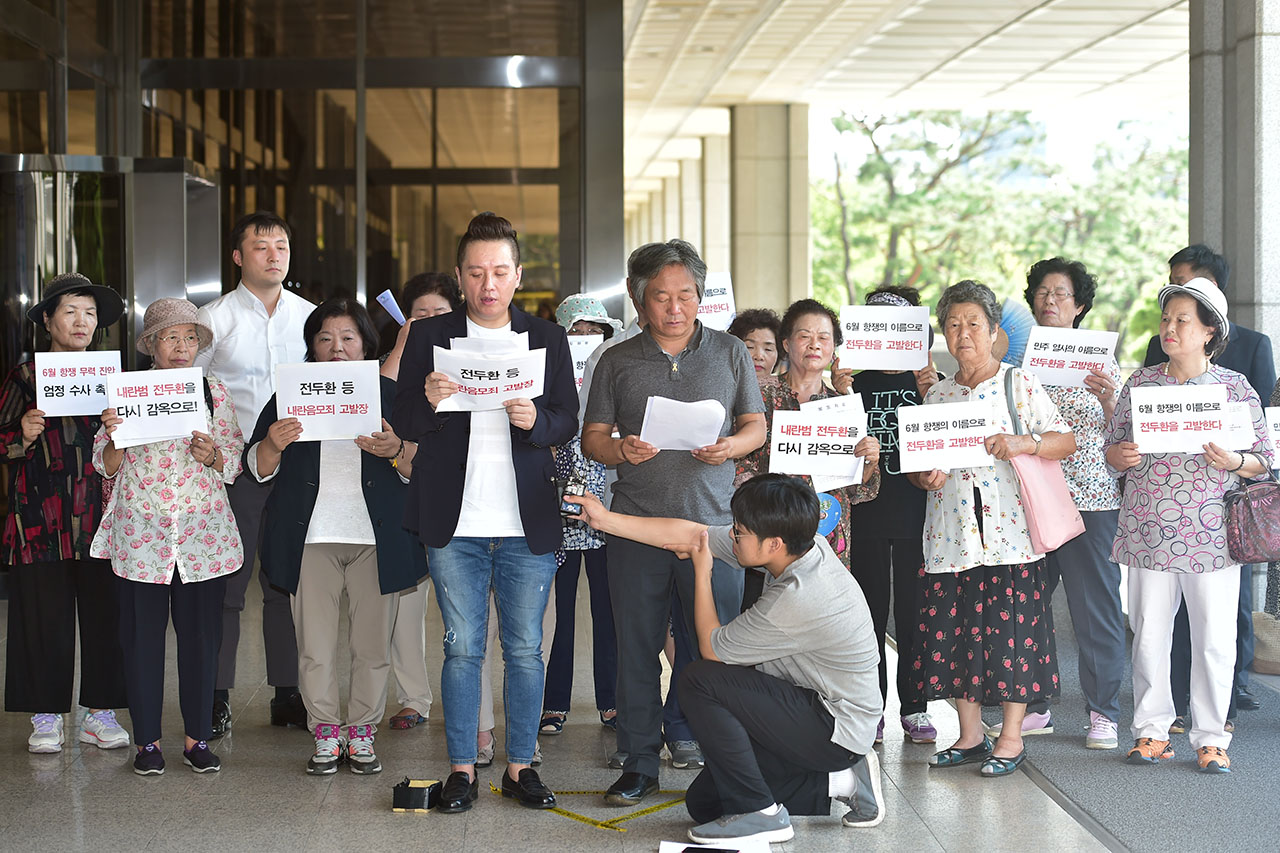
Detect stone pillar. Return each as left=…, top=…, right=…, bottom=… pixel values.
left=648, top=192, right=663, bottom=244
left=680, top=158, right=703, bottom=249
left=729, top=104, right=810, bottom=313
left=663, top=176, right=682, bottom=241
left=702, top=135, right=731, bottom=273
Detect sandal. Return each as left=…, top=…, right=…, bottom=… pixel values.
left=389, top=710, right=427, bottom=730
left=599, top=709, right=617, bottom=730
left=929, top=736, right=993, bottom=768
left=539, top=712, right=568, bottom=735
left=980, top=750, right=1027, bottom=777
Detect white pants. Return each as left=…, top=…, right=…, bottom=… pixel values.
left=479, top=583, right=556, bottom=732
left=1129, top=565, right=1238, bottom=750
left=389, top=579, right=433, bottom=716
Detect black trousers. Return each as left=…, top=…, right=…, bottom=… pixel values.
left=118, top=573, right=226, bottom=745
left=217, top=476, right=298, bottom=690
left=847, top=537, right=927, bottom=715
left=4, top=559, right=128, bottom=713
left=679, top=659, right=858, bottom=822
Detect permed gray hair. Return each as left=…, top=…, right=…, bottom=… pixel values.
left=626, top=239, right=707, bottom=304
left=936, top=279, right=1001, bottom=332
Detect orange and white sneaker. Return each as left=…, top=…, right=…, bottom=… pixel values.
left=1196, top=745, right=1230, bottom=774
left=1126, top=738, right=1174, bottom=764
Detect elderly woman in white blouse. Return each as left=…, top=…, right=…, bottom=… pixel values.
left=907, top=280, right=1075, bottom=778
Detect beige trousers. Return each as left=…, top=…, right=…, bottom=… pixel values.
left=390, top=579, right=433, bottom=716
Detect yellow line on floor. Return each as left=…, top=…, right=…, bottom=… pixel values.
left=486, top=783, right=688, bottom=832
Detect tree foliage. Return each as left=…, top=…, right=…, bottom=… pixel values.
left=812, top=111, right=1188, bottom=364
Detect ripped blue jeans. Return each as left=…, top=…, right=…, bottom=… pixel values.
left=427, top=537, right=557, bottom=766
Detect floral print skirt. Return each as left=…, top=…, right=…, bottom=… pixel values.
left=912, top=559, right=1058, bottom=706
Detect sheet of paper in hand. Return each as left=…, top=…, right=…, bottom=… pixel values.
left=1222, top=401, right=1260, bottom=451
left=433, top=345, right=546, bottom=412
left=696, top=272, right=736, bottom=331
left=793, top=392, right=870, bottom=491
left=276, top=360, right=381, bottom=441
left=107, top=367, right=207, bottom=449
left=568, top=334, right=603, bottom=391
left=35, top=350, right=121, bottom=417
left=1130, top=384, right=1230, bottom=454
left=1021, top=326, right=1119, bottom=387
left=838, top=305, right=930, bottom=370
left=897, top=400, right=996, bottom=473
left=638, top=396, right=726, bottom=451
left=1265, top=406, right=1280, bottom=454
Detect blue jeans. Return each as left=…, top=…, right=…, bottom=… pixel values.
left=427, top=537, right=557, bottom=765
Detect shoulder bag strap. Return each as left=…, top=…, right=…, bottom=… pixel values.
left=1003, top=366, right=1025, bottom=436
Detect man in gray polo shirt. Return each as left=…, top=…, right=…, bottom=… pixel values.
left=582, top=239, right=766, bottom=805
left=568, top=474, right=884, bottom=845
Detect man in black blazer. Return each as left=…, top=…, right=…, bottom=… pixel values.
left=1142, top=244, right=1275, bottom=721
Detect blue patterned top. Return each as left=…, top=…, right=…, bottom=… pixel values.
left=556, top=435, right=607, bottom=551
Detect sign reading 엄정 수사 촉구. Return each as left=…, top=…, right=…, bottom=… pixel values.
left=34, top=350, right=121, bottom=417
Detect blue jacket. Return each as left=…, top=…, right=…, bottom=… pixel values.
left=1143, top=324, right=1276, bottom=401
left=246, top=376, right=427, bottom=596
left=391, top=306, right=579, bottom=554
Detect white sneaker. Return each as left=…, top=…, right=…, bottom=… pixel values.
left=28, top=713, right=64, bottom=754
left=80, top=710, right=130, bottom=749
left=1085, top=711, right=1118, bottom=750
left=346, top=724, right=381, bottom=774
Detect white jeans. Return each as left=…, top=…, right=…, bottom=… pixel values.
left=1129, top=565, right=1238, bottom=750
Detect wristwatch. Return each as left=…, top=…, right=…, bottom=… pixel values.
left=1031, top=433, right=1043, bottom=455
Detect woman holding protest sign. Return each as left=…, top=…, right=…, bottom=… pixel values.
left=907, top=279, right=1074, bottom=778
left=0, top=273, right=130, bottom=755
left=247, top=297, right=424, bottom=776
left=92, top=298, right=243, bottom=775
left=1105, top=278, right=1273, bottom=774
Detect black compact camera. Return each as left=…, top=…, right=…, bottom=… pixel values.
left=554, top=475, right=588, bottom=518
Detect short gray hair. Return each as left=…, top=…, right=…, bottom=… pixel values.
left=936, top=279, right=1001, bottom=331
left=627, top=239, right=707, bottom=304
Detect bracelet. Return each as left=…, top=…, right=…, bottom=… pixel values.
left=391, top=438, right=405, bottom=469
left=1229, top=452, right=1248, bottom=473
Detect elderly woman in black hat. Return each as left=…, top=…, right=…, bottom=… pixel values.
left=0, top=273, right=130, bottom=755
left=92, top=298, right=245, bottom=776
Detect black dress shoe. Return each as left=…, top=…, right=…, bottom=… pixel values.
left=210, top=700, right=232, bottom=740
left=604, top=771, right=659, bottom=806
left=270, top=692, right=308, bottom=728
left=501, top=768, right=557, bottom=809
left=1236, top=687, right=1261, bottom=711
left=437, top=771, right=479, bottom=813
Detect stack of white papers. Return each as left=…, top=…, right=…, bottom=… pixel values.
left=639, top=396, right=727, bottom=450
left=434, top=333, right=545, bottom=412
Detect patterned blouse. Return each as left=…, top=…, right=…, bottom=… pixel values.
left=556, top=435, right=606, bottom=552
left=1043, top=359, right=1122, bottom=512
left=922, top=365, right=1070, bottom=574
left=90, top=375, right=245, bottom=584
left=0, top=361, right=104, bottom=565
left=735, top=377, right=881, bottom=568
left=1105, top=364, right=1274, bottom=574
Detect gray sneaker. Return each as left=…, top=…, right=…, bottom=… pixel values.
left=688, top=806, right=794, bottom=844
left=667, top=740, right=705, bottom=769
left=840, top=749, right=885, bottom=828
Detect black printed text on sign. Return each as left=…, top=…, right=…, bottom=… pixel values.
left=1130, top=384, right=1231, bottom=454
left=276, top=360, right=381, bottom=442
left=106, top=367, right=208, bottom=449
left=768, top=408, right=868, bottom=482
left=433, top=346, right=546, bottom=412
left=1021, top=326, right=1118, bottom=388
left=896, top=400, right=995, bottom=473
left=839, top=305, right=930, bottom=371
left=35, top=350, right=121, bottom=417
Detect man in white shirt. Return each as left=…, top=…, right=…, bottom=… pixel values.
left=194, top=212, right=314, bottom=737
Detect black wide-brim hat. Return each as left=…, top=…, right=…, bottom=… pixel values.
left=28, top=273, right=126, bottom=327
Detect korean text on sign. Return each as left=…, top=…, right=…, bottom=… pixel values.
left=35, top=350, right=121, bottom=417
left=567, top=334, right=603, bottom=392
left=1021, top=326, right=1119, bottom=388
left=1130, top=384, right=1231, bottom=454
left=838, top=305, right=930, bottom=371
left=768, top=406, right=868, bottom=482
left=434, top=346, right=546, bottom=412
left=896, top=400, right=995, bottom=473
left=107, top=366, right=207, bottom=449
left=696, top=271, right=736, bottom=332
left=276, top=360, right=381, bottom=441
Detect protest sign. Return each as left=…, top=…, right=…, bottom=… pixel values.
left=276, top=360, right=381, bottom=441
left=697, top=272, right=736, bottom=331
left=768, top=408, right=867, bottom=482
left=1130, top=384, right=1230, bottom=454
left=798, top=394, right=869, bottom=491
left=34, top=350, right=120, bottom=417
left=639, top=397, right=726, bottom=451
left=433, top=346, right=545, bottom=412
left=567, top=334, right=604, bottom=392
left=107, top=367, right=207, bottom=449
left=1021, top=326, right=1119, bottom=387
left=1222, top=402, right=1259, bottom=451
left=838, top=306, right=930, bottom=370
left=1266, top=407, right=1280, bottom=454
left=897, top=400, right=996, bottom=473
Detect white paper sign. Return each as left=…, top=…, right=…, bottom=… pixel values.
left=276, top=360, right=381, bottom=441
left=1223, top=402, right=1259, bottom=451
left=801, top=394, right=869, bottom=490
left=567, top=334, right=604, bottom=392
left=375, top=289, right=406, bottom=326
left=639, top=396, right=726, bottom=450
left=768, top=409, right=867, bottom=482
left=1022, top=326, right=1119, bottom=387
left=1131, top=384, right=1230, bottom=453
left=107, top=367, right=208, bottom=450
left=34, top=350, right=121, bottom=417
left=1265, top=407, right=1280, bottom=454
left=433, top=346, right=546, bottom=412
left=897, top=400, right=996, bottom=473
left=697, top=271, right=736, bottom=331
left=838, top=305, right=931, bottom=370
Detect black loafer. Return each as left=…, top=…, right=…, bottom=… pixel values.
left=437, top=771, right=479, bottom=813
left=501, top=768, right=557, bottom=809
left=604, top=771, right=659, bottom=806
left=1236, top=688, right=1261, bottom=712
left=210, top=700, right=232, bottom=741
left=270, top=692, right=308, bottom=728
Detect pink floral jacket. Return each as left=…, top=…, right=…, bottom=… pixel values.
left=90, top=375, right=244, bottom=584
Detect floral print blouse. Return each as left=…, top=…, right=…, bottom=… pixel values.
left=922, top=365, right=1070, bottom=574
left=90, top=375, right=245, bottom=584
left=1043, top=359, right=1122, bottom=512
left=1105, top=364, right=1274, bottom=574
left=556, top=435, right=606, bottom=552
left=0, top=361, right=105, bottom=564
left=735, top=377, right=881, bottom=568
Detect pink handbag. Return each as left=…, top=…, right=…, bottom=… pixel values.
left=1003, top=369, right=1085, bottom=554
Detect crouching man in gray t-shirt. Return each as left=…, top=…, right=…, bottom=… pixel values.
left=568, top=474, right=884, bottom=846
